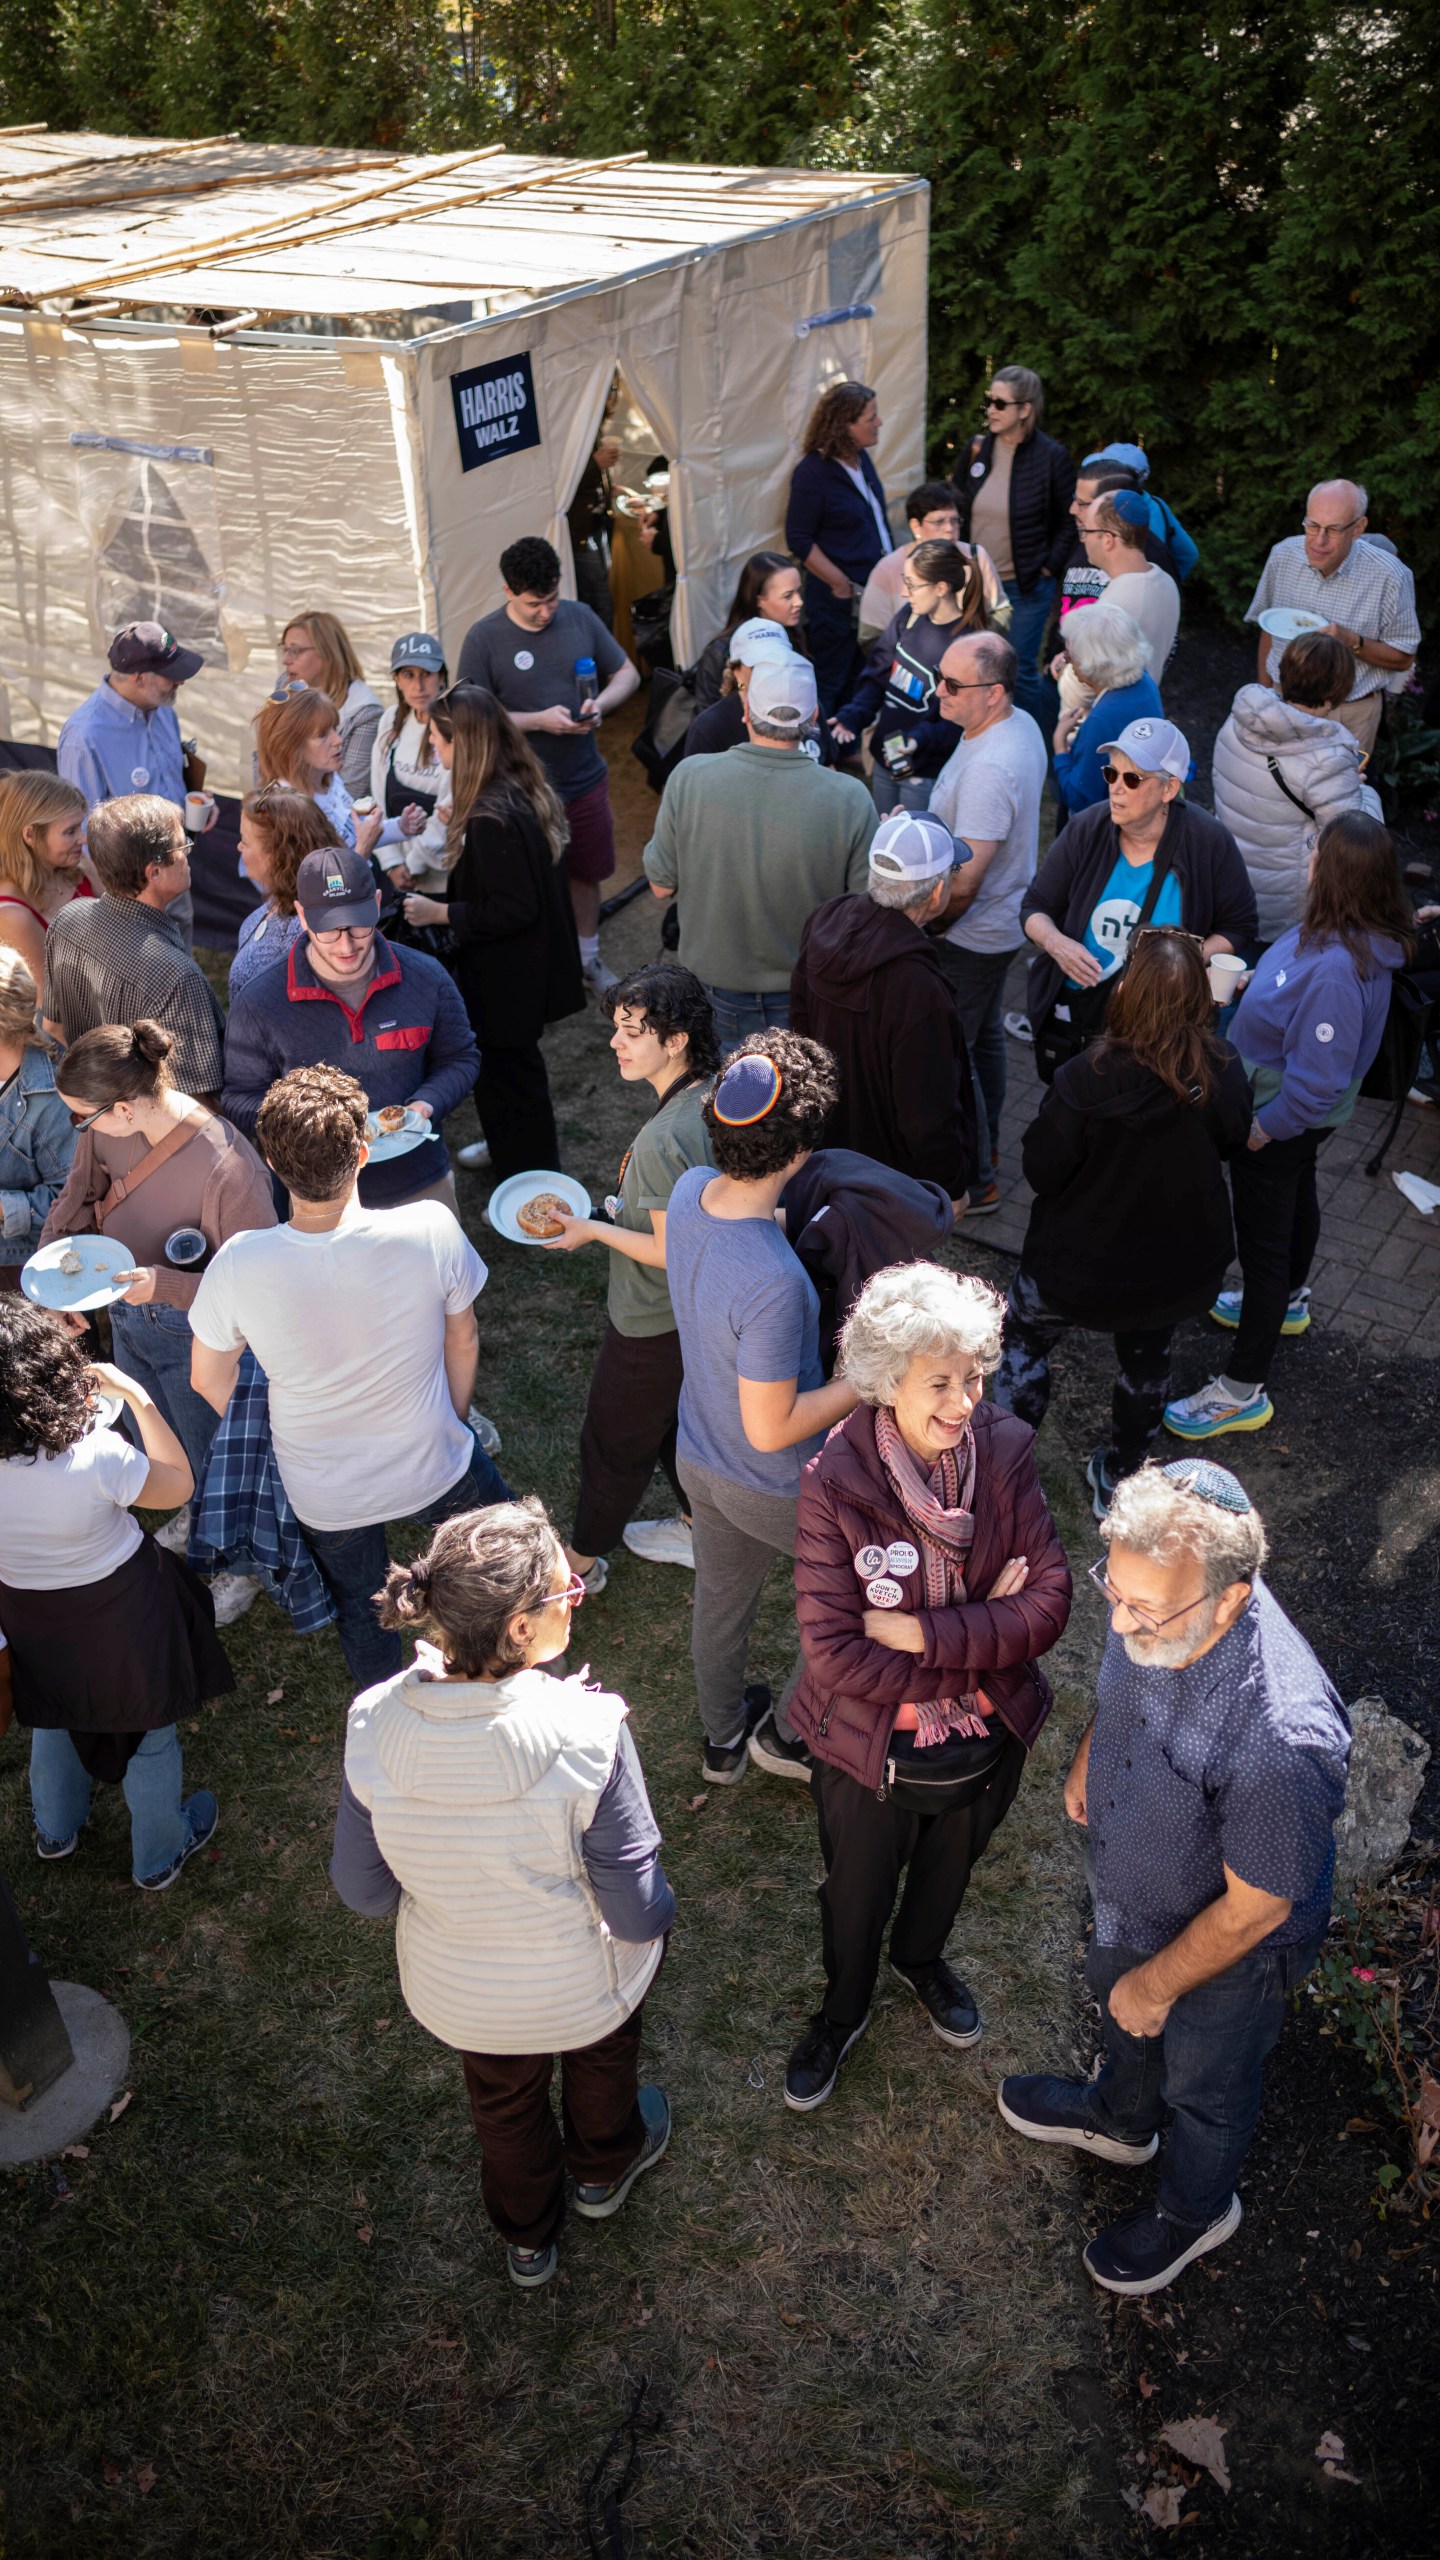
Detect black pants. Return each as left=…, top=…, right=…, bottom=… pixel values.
left=1229, top=1128, right=1327, bottom=1383
left=995, top=1264, right=1174, bottom=1475
left=473, top=1045, right=560, bottom=1184
left=572, top=1320, right=688, bottom=1556
left=812, top=1733, right=1026, bottom=2029
left=460, top=1996, right=647, bottom=2250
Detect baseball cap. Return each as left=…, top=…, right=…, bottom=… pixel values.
left=746, top=657, right=818, bottom=730
left=729, top=616, right=794, bottom=668
left=1097, top=716, right=1191, bottom=782
left=390, top=631, right=446, bottom=673
left=108, top=620, right=204, bottom=682
left=1083, top=441, right=1150, bottom=483
left=869, top=808, right=970, bottom=885
left=295, top=844, right=381, bottom=934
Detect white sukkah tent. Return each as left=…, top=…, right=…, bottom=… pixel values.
left=0, top=129, right=929, bottom=786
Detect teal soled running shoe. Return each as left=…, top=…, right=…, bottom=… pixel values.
left=1164, top=1378, right=1273, bottom=1441
left=1210, top=1284, right=1310, bottom=1336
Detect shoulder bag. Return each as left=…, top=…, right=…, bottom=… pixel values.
left=1031, top=840, right=1177, bottom=1085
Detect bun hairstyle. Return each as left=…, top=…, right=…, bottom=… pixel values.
left=55, top=1017, right=176, bottom=1109
left=377, top=1497, right=563, bottom=1678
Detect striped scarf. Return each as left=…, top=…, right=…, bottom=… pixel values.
left=873, top=1406, right=990, bottom=1745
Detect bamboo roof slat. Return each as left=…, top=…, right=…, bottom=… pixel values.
left=0, top=151, right=393, bottom=219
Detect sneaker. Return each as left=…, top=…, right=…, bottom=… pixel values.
left=963, top=1178, right=1001, bottom=1216
left=1210, top=1285, right=1311, bottom=1337
left=578, top=1555, right=608, bottom=1596
left=622, top=1516, right=694, bottom=1570
left=456, top=1138, right=492, bottom=1170
left=208, top=1570, right=260, bottom=1628
left=507, top=2240, right=558, bottom=2290
left=1004, top=1010, right=1034, bottom=1045
left=582, top=953, right=620, bottom=998
left=36, top=1826, right=81, bottom=1861
left=784, top=2012, right=869, bottom=2113
left=996, top=2073, right=1160, bottom=2167
left=746, top=1710, right=812, bottom=1782
left=889, top=1957, right=982, bottom=2048
left=1083, top=2193, right=1243, bottom=2296
left=701, top=1683, right=770, bottom=1785
left=153, top=1504, right=192, bottom=1556
left=573, top=2085, right=671, bottom=2219
left=134, top=1790, right=219, bottom=1892
left=1085, top=1448, right=1118, bottom=1522
left=468, top=1406, right=503, bottom=1455
left=1164, top=1378, right=1274, bottom=1440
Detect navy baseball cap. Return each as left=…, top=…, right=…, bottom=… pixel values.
left=109, top=620, right=204, bottom=682
left=295, top=845, right=380, bottom=934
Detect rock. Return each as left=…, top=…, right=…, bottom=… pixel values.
left=1333, top=1696, right=1431, bottom=1886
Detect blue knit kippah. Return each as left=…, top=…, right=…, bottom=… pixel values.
left=1161, top=1459, right=1254, bottom=1514
left=1110, top=488, right=1151, bottom=530
left=713, top=1052, right=782, bottom=1126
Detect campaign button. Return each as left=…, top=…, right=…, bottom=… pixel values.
left=854, top=1545, right=886, bottom=1578
left=885, top=1540, right=919, bottom=1577
left=865, top=1577, right=904, bottom=1608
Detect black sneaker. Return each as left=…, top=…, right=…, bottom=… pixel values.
left=783, top=2011, right=869, bottom=2112
left=573, top=2084, right=671, bottom=2220
left=747, top=1710, right=812, bottom=1782
left=507, top=2239, right=558, bottom=2290
left=1084, top=1448, right=1119, bottom=1522
left=889, top=1958, right=982, bottom=2048
left=964, top=1177, right=1001, bottom=1216
left=997, top=2072, right=1159, bottom=2165
left=1083, top=2193, right=1242, bottom=2296
left=35, top=1826, right=81, bottom=1862
left=701, top=1684, right=769, bottom=1785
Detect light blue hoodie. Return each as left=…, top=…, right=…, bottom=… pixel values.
left=1231, top=926, right=1404, bottom=1140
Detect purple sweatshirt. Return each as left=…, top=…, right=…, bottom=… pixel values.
left=1231, top=927, right=1403, bottom=1141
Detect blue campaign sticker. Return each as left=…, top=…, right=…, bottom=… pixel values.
left=451, top=352, right=542, bottom=473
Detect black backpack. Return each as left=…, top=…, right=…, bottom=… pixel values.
left=1359, top=969, right=1432, bottom=1175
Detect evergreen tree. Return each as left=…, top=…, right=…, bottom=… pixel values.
left=0, top=0, right=78, bottom=127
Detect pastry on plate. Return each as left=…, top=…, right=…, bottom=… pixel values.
left=374, top=1104, right=409, bottom=1134
left=58, top=1248, right=84, bottom=1276
left=516, top=1191, right=569, bottom=1239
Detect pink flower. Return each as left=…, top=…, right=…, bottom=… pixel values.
left=1350, top=1966, right=1376, bottom=1981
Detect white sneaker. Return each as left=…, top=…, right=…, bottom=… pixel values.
left=580, top=1555, right=609, bottom=1596
left=153, top=1504, right=192, bottom=1555
left=456, top=1138, right=491, bottom=1169
left=1003, top=1011, right=1033, bottom=1045
left=468, top=1406, right=502, bottom=1456
left=1163, top=1377, right=1274, bottom=1440
left=622, top=1517, right=695, bottom=1569
left=582, top=953, right=620, bottom=997
left=208, top=1571, right=261, bottom=1627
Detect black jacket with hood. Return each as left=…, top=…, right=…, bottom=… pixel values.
left=1019, top=1039, right=1254, bottom=1328
left=790, top=894, right=979, bottom=1201
left=783, top=1148, right=954, bottom=1373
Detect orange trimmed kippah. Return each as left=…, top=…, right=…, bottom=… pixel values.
left=713, top=1053, right=783, bottom=1126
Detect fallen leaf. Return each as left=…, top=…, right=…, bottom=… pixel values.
left=108, top=2090, right=134, bottom=2124
left=1141, top=2482, right=1186, bottom=2528
left=1323, top=2460, right=1360, bottom=2483
left=1315, top=2432, right=1346, bottom=2464
left=1137, top=2370, right=1157, bottom=2399
left=267, top=1686, right=284, bottom=1704
left=103, top=2460, right=123, bottom=2486
left=687, top=1793, right=708, bottom=1811
left=61, top=2144, right=89, bottom=2161
left=356, top=2224, right=372, bottom=2245
left=136, top=2466, right=157, bottom=2496
left=374, top=2018, right=392, bottom=2032
left=1161, top=2417, right=1230, bottom=2492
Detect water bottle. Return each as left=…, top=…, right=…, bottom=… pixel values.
left=575, top=656, right=600, bottom=723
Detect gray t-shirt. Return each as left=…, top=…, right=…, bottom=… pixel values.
left=664, top=1165, right=823, bottom=1495
left=931, top=706, right=1048, bottom=953
left=455, top=601, right=628, bottom=803
left=607, top=1080, right=714, bottom=1340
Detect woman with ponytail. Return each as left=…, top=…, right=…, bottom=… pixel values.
left=43, top=1022, right=275, bottom=1621
left=330, top=1496, right=674, bottom=2293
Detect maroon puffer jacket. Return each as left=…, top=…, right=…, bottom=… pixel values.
left=790, top=1401, right=1072, bottom=1792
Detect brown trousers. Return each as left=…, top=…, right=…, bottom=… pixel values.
left=460, top=1996, right=649, bottom=2249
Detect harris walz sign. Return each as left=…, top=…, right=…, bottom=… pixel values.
left=450, top=352, right=542, bottom=472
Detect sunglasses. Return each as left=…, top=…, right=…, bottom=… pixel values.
left=937, top=673, right=996, bottom=696
left=1131, top=925, right=1204, bottom=949
left=537, top=1574, right=587, bottom=1613
left=1100, top=762, right=1158, bottom=790
left=985, top=395, right=1019, bottom=410
left=66, top=1102, right=109, bottom=1132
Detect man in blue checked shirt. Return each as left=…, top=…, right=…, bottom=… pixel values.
left=997, top=1459, right=1350, bottom=2299
left=58, top=622, right=215, bottom=947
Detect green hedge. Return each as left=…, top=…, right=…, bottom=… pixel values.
left=6, top=0, right=1435, bottom=615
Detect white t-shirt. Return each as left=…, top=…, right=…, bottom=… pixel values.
left=189, top=1201, right=487, bottom=1532
left=931, top=707, right=1048, bottom=954
left=1098, top=564, right=1180, bottom=682
left=0, top=1428, right=148, bottom=1589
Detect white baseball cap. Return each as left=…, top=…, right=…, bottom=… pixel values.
left=869, top=808, right=969, bottom=884
left=729, top=615, right=795, bottom=667
left=747, top=656, right=818, bottom=729
left=1097, top=716, right=1191, bottom=781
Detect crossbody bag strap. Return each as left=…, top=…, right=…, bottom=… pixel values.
left=1265, top=754, right=1318, bottom=822
left=96, top=1109, right=210, bottom=1228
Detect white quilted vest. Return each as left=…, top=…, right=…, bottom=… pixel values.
left=344, top=1647, right=662, bottom=2055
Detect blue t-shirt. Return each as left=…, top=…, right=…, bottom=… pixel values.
left=1088, top=1579, right=1351, bottom=1955
left=664, top=1165, right=823, bottom=1495
left=1075, top=852, right=1182, bottom=982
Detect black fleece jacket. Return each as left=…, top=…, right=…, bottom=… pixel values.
left=1019, top=799, right=1258, bottom=1028
left=953, top=429, right=1077, bottom=590
left=790, top=894, right=979, bottom=1200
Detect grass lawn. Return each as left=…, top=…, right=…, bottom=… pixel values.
left=0, top=890, right=1125, bottom=2560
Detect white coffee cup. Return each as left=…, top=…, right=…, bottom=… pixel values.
left=1208, top=952, right=1247, bottom=1003
left=183, top=790, right=211, bottom=833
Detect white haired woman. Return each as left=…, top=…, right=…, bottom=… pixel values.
left=784, top=1263, right=1072, bottom=2111
left=1051, top=605, right=1163, bottom=814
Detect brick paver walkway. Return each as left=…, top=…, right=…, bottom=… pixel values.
left=980, top=954, right=1440, bottom=1359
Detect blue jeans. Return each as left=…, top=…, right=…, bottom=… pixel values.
left=1002, top=575, right=1057, bottom=727
left=932, top=940, right=1019, bottom=1164
left=702, top=986, right=790, bottom=1057
left=296, top=1432, right=511, bottom=1690
left=1084, top=1933, right=1324, bottom=2227
left=110, top=1299, right=219, bottom=1492
left=30, top=1723, right=187, bottom=1884
left=870, top=766, right=934, bottom=815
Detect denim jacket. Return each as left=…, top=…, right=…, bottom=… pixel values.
left=0, top=1047, right=76, bottom=1262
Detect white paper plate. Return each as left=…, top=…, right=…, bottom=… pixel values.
left=364, top=1105, right=438, bottom=1164
left=21, top=1235, right=141, bottom=1313
left=1258, top=606, right=1327, bottom=642
left=485, top=1170, right=593, bottom=1246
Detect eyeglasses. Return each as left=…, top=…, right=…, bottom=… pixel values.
left=938, top=673, right=996, bottom=696
left=537, top=1574, right=587, bottom=1613
left=66, top=1102, right=109, bottom=1132
left=1087, top=1559, right=1210, bottom=1635
left=1301, top=515, right=1361, bottom=536
left=1100, top=763, right=1154, bottom=790
left=310, top=924, right=375, bottom=948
